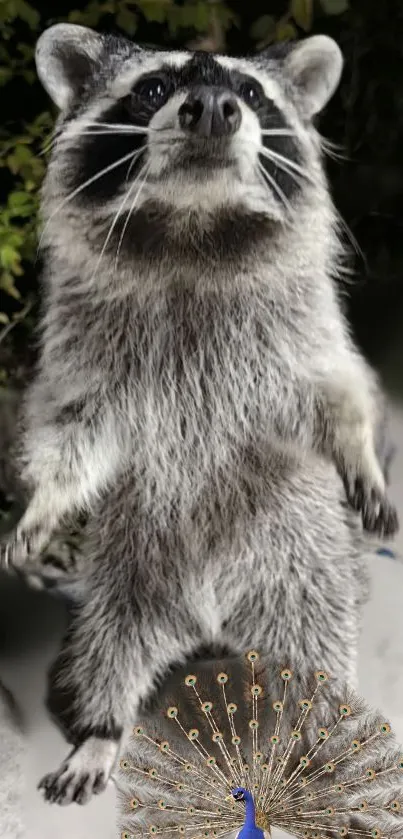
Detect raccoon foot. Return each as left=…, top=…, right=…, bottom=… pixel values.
left=38, top=737, right=118, bottom=806
left=338, top=446, right=399, bottom=538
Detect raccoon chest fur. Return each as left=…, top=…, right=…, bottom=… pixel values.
left=47, top=283, right=310, bottom=502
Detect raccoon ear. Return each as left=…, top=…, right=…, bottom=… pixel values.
left=284, top=35, right=343, bottom=118
left=35, top=24, right=104, bottom=109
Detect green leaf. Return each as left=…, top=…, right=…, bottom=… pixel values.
left=250, top=15, right=276, bottom=41
left=192, top=2, right=210, bottom=33
left=15, top=0, right=40, bottom=29
left=139, top=1, right=168, bottom=24
left=116, top=7, right=138, bottom=35
left=276, top=22, right=298, bottom=42
left=0, top=270, right=21, bottom=299
left=291, top=0, right=313, bottom=31
left=320, top=0, right=349, bottom=14
left=1, top=244, right=20, bottom=270
left=0, top=67, right=13, bottom=86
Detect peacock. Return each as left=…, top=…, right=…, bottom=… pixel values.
left=117, top=651, right=403, bottom=839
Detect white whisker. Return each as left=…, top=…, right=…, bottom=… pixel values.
left=85, top=121, right=150, bottom=134
left=89, top=155, right=148, bottom=284
left=37, top=148, right=140, bottom=253
left=125, top=146, right=148, bottom=183
left=257, top=161, right=293, bottom=219
left=260, top=129, right=297, bottom=137
left=259, top=146, right=314, bottom=185
left=115, top=160, right=152, bottom=272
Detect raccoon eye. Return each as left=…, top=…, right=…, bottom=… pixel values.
left=132, top=75, right=168, bottom=109
left=240, top=81, right=263, bottom=112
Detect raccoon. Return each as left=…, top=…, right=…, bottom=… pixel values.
left=1, top=24, right=398, bottom=805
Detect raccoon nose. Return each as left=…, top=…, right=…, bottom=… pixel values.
left=179, top=87, right=241, bottom=138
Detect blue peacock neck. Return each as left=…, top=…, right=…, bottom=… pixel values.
left=230, top=788, right=268, bottom=839
left=244, top=792, right=257, bottom=829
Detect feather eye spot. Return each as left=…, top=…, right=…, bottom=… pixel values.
left=149, top=768, right=158, bottom=778
left=185, top=675, right=197, bottom=687
left=315, top=670, right=329, bottom=682
left=291, top=730, right=302, bottom=741
left=251, top=684, right=263, bottom=697
left=206, top=756, right=216, bottom=766
left=121, top=833, right=132, bottom=839
left=159, top=741, right=169, bottom=753
left=217, top=672, right=228, bottom=684
left=254, top=751, right=263, bottom=762
left=335, top=784, right=344, bottom=793
left=390, top=800, right=400, bottom=812
left=281, top=668, right=293, bottom=681
left=270, top=735, right=280, bottom=744
left=227, top=703, right=237, bottom=715
left=130, top=798, right=139, bottom=810
left=232, top=735, right=241, bottom=745
left=351, top=739, right=361, bottom=751
left=120, top=759, right=131, bottom=771
left=249, top=719, right=259, bottom=730
left=339, top=828, right=348, bottom=837
left=202, top=701, right=213, bottom=713
left=358, top=801, right=368, bottom=811
left=380, top=722, right=391, bottom=735
left=133, top=725, right=144, bottom=736
left=149, top=826, right=158, bottom=835
left=212, top=731, right=223, bottom=742
left=299, top=755, right=310, bottom=767
left=318, top=728, right=329, bottom=739
left=247, top=651, right=259, bottom=662
left=326, top=807, right=335, bottom=816
left=299, top=699, right=312, bottom=710
left=371, top=829, right=381, bottom=838
left=273, top=700, right=283, bottom=713
left=366, top=769, right=376, bottom=780
left=325, top=762, right=336, bottom=773
left=167, top=706, right=178, bottom=719
left=339, top=704, right=352, bottom=717
left=188, top=728, right=199, bottom=740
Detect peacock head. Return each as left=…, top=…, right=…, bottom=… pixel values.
left=231, top=787, right=252, bottom=804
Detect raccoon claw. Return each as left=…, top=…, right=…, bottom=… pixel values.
left=38, top=767, right=107, bottom=806
left=344, top=476, right=399, bottom=538
left=0, top=526, right=44, bottom=570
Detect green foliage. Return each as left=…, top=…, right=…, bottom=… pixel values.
left=0, top=0, right=351, bottom=339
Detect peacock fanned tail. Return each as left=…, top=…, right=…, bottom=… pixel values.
left=118, top=652, right=403, bottom=839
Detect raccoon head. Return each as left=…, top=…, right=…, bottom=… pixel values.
left=36, top=25, right=342, bottom=270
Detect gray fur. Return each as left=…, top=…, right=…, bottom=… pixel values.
left=1, top=25, right=398, bottom=804
left=0, top=683, right=25, bottom=837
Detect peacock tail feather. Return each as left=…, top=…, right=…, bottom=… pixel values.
left=117, top=652, right=403, bottom=839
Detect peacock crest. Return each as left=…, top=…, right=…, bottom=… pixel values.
left=118, top=652, right=403, bottom=839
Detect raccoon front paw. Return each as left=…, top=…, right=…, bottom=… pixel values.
left=341, top=464, right=399, bottom=538
left=0, top=525, right=43, bottom=570
left=38, top=737, right=118, bottom=806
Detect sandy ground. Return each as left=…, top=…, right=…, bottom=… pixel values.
left=0, top=402, right=402, bottom=839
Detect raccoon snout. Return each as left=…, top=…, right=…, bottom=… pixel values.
left=178, top=86, right=241, bottom=139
